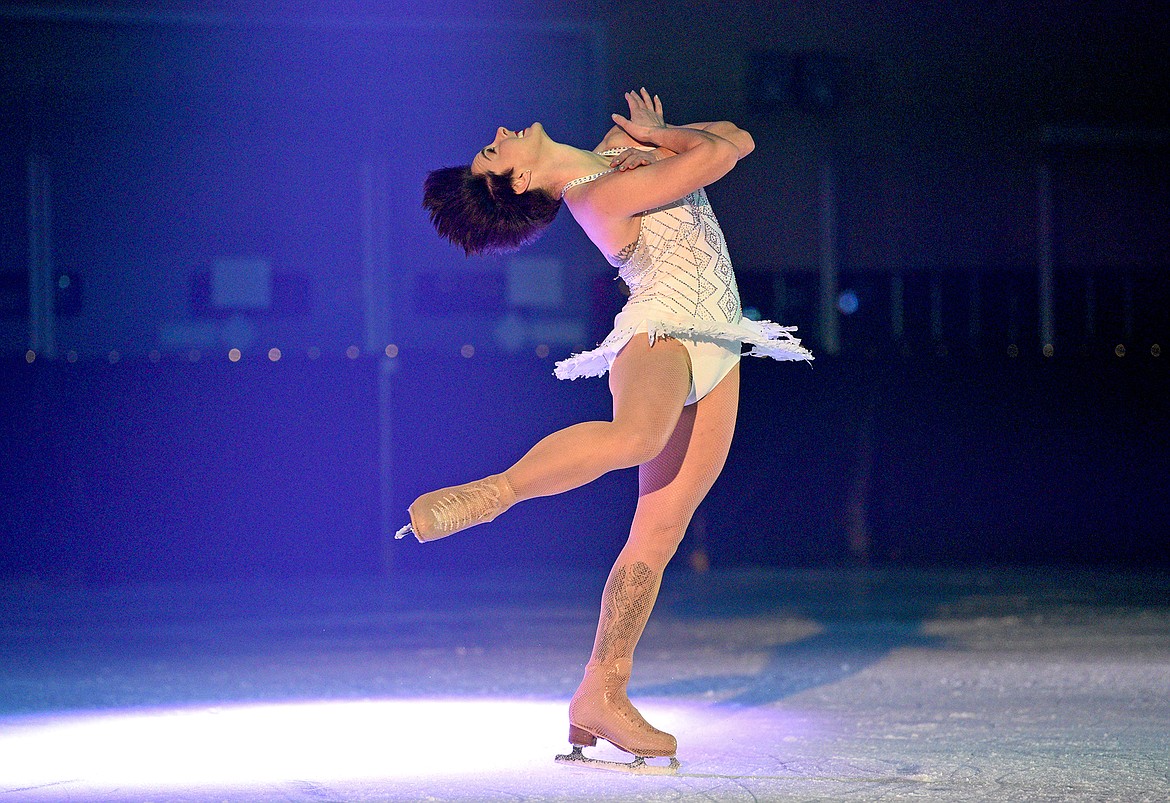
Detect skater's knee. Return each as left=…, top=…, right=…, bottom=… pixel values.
left=639, top=538, right=684, bottom=570
left=627, top=429, right=672, bottom=466
left=608, top=423, right=673, bottom=468
left=627, top=520, right=688, bottom=567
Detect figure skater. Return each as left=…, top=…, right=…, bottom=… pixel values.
left=400, top=88, right=813, bottom=773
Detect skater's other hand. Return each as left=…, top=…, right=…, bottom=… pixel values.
left=609, top=147, right=660, bottom=171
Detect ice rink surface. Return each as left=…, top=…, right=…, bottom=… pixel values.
left=2, top=566, right=1168, bottom=802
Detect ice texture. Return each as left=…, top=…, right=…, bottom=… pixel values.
left=2, top=567, right=1168, bottom=801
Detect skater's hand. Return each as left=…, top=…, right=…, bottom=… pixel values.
left=610, top=88, right=666, bottom=143
left=609, top=147, right=660, bottom=171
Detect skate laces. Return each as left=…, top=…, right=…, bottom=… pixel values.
left=429, top=481, right=503, bottom=533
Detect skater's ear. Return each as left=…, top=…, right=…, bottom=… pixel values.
left=511, top=170, right=532, bottom=195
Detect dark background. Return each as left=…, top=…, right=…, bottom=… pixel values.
left=1, top=1, right=1167, bottom=582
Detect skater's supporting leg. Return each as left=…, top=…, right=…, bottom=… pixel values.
left=569, top=365, right=740, bottom=758
left=400, top=336, right=692, bottom=542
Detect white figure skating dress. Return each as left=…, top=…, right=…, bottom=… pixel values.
left=555, top=169, right=813, bottom=403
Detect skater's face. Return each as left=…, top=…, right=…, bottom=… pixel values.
left=470, top=123, right=546, bottom=191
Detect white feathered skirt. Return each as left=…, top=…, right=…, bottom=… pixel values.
left=554, top=308, right=813, bottom=405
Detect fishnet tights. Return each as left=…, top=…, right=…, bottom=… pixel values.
left=570, top=363, right=740, bottom=755
left=501, top=336, right=692, bottom=501
left=405, top=336, right=693, bottom=542
left=409, top=334, right=740, bottom=754
left=586, top=363, right=739, bottom=667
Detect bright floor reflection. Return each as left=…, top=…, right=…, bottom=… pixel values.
left=0, top=698, right=581, bottom=792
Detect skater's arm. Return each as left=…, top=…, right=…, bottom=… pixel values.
left=602, top=121, right=754, bottom=173
left=576, top=89, right=743, bottom=217
left=672, top=121, right=754, bottom=159
left=593, top=90, right=753, bottom=171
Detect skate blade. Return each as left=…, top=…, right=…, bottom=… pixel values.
left=555, top=746, right=680, bottom=776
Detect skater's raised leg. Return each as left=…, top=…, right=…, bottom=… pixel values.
left=566, top=363, right=740, bottom=763
left=398, top=336, right=691, bottom=542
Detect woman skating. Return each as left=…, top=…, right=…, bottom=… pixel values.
left=401, top=88, right=812, bottom=772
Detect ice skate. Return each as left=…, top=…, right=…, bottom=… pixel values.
left=555, top=657, right=679, bottom=774
left=555, top=727, right=680, bottom=775
left=394, top=473, right=516, bottom=542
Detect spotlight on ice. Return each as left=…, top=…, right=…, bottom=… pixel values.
left=0, top=699, right=568, bottom=796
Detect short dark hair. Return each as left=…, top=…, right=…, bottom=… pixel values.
left=423, top=166, right=562, bottom=256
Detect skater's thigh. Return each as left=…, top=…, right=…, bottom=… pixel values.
left=607, top=334, right=691, bottom=443
left=637, top=363, right=740, bottom=506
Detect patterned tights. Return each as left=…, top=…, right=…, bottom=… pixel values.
left=484, top=334, right=740, bottom=753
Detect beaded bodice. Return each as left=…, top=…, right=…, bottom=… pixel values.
left=553, top=158, right=812, bottom=381
left=610, top=188, right=742, bottom=325
left=562, top=150, right=742, bottom=326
